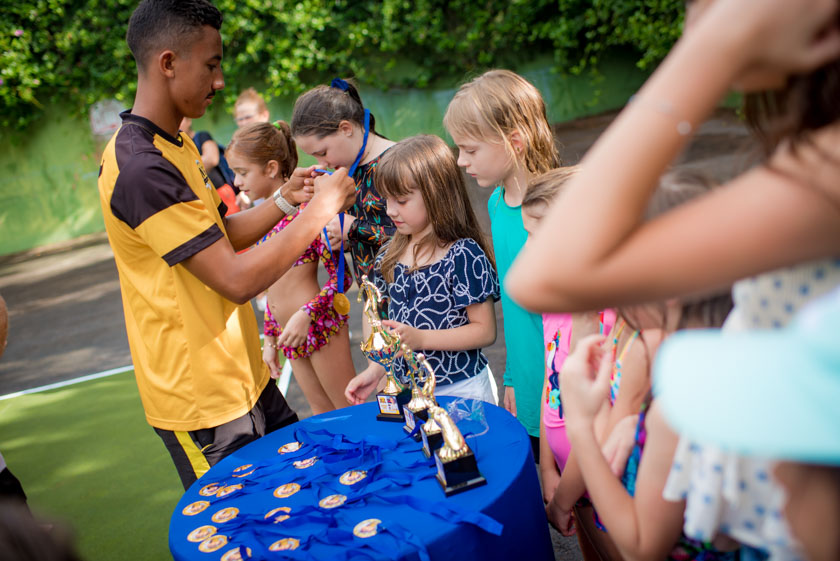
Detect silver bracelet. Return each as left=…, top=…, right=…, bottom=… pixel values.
left=272, top=188, right=299, bottom=215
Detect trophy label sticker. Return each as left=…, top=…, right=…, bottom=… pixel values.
left=198, top=483, right=220, bottom=496
left=318, top=494, right=347, bottom=509
left=353, top=518, right=382, bottom=538
left=265, top=506, right=292, bottom=523
left=378, top=395, right=399, bottom=415
left=221, top=547, right=251, bottom=561
left=421, top=428, right=430, bottom=451
left=339, top=470, right=367, bottom=486
left=293, top=456, right=318, bottom=469
left=182, top=501, right=210, bottom=516
left=231, top=464, right=255, bottom=478
left=216, top=484, right=243, bottom=498
left=198, top=534, right=228, bottom=553
left=278, top=441, right=302, bottom=455
left=269, top=538, right=300, bottom=551
left=273, top=483, right=301, bottom=498
left=187, top=525, right=217, bottom=542
left=211, top=507, right=239, bottom=524
left=434, top=453, right=446, bottom=484
left=404, top=409, right=416, bottom=430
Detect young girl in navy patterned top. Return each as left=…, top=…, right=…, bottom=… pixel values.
left=344, top=135, right=501, bottom=405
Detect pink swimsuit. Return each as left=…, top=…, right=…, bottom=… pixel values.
left=542, top=310, right=615, bottom=471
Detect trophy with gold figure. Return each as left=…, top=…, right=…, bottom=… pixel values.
left=401, top=345, right=437, bottom=440
left=429, top=406, right=486, bottom=496
left=358, top=275, right=411, bottom=421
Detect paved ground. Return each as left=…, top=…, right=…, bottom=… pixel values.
left=0, top=108, right=753, bottom=559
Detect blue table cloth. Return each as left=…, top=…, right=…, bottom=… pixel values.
left=169, top=397, right=552, bottom=561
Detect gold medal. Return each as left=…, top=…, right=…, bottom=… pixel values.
left=333, top=293, right=351, bottom=315
left=198, top=535, right=227, bottom=553
left=269, top=538, right=299, bottom=551
left=353, top=518, right=381, bottom=538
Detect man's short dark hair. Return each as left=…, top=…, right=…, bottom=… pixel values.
left=126, top=0, right=222, bottom=72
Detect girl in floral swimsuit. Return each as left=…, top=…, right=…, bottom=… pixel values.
left=227, top=121, right=355, bottom=414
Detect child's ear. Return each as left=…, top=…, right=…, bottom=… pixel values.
left=338, top=120, right=355, bottom=137
left=509, top=130, right=525, bottom=157
left=265, top=160, right=280, bottom=179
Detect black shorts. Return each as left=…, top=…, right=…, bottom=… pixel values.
left=155, top=381, right=298, bottom=489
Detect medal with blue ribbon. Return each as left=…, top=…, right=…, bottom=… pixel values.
left=318, top=105, right=370, bottom=317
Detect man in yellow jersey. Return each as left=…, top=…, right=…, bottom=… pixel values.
left=98, top=0, right=355, bottom=489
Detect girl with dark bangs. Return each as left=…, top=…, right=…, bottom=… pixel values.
left=344, top=135, right=501, bottom=405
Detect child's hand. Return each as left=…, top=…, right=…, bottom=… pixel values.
left=345, top=366, right=385, bottom=405
left=262, top=339, right=281, bottom=379
left=601, top=414, right=640, bottom=477
left=276, top=310, right=311, bottom=349
left=321, top=214, right=355, bottom=248
left=539, top=463, right=561, bottom=504
left=503, top=386, right=517, bottom=417
left=381, top=320, right=424, bottom=350
left=560, top=334, right=611, bottom=428
left=546, top=499, right=576, bottom=537
left=285, top=165, right=318, bottom=205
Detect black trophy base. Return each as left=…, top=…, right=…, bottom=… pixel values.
left=376, top=388, right=411, bottom=422
left=403, top=407, right=429, bottom=441
left=422, top=430, right=444, bottom=458
left=434, top=452, right=486, bottom=497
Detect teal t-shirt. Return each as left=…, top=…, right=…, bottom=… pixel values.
left=488, top=186, right=545, bottom=437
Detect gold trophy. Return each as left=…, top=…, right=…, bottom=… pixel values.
left=430, top=406, right=486, bottom=496
left=402, top=345, right=437, bottom=440
left=358, top=275, right=411, bottom=421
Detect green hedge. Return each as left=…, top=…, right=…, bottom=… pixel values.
left=1, top=0, right=684, bottom=129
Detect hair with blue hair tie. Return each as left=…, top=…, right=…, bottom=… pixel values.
left=331, top=78, right=351, bottom=92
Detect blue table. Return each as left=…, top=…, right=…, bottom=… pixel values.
left=169, top=397, right=552, bottom=561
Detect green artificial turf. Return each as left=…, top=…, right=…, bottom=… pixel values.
left=0, top=371, right=183, bottom=560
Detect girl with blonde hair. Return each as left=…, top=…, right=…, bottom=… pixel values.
left=444, top=69, right=560, bottom=459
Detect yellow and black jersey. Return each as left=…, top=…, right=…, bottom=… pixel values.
left=98, top=111, right=269, bottom=431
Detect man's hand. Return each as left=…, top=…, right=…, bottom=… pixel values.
left=311, top=168, right=356, bottom=215
left=280, top=165, right=317, bottom=206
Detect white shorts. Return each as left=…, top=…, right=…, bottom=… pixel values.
left=434, top=365, right=498, bottom=406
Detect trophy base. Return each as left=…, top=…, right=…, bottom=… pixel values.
left=376, top=388, right=411, bottom=422
left=434, top=452, right=487, bottom=497
left=421, top=430, right=444, bottom=458
left=403, top=408, right=429, bottom=441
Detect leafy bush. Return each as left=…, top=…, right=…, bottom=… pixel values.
left=0, top=0, right=683, bottom=129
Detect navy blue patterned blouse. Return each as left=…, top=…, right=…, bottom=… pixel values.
left=373, top=238, right=500, bottom=386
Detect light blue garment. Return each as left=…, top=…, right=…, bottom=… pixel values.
left=655, top=282, right=840, bottom=464
left=488, top=187, right=545, bottom=437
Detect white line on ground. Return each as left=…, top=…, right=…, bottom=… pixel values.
left=0, top=365, right=134, bottom=401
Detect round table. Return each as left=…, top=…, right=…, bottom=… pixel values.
left=169, top=397, right=553, bottom=561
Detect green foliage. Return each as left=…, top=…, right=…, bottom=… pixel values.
left=0, top=0, right=684, bottom=130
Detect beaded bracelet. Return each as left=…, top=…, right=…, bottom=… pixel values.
left=628, top=95, right=693, bottom=136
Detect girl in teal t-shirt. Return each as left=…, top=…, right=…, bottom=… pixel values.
left=444, top=69, right=560, bottom=458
